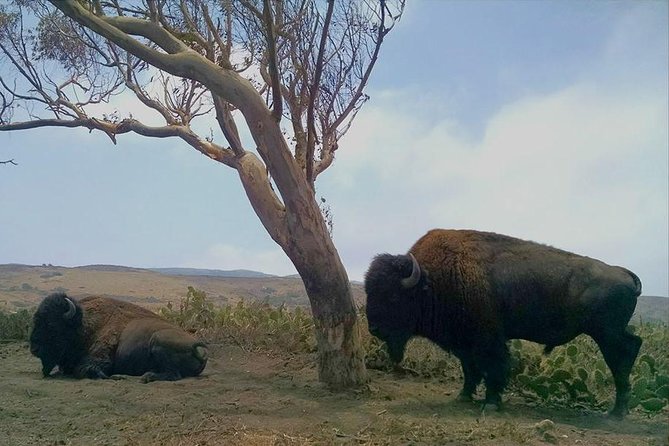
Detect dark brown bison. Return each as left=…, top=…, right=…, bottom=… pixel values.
left=365, top=229, right=642, bottom=418
left=30, top=293, right=208, bottom=382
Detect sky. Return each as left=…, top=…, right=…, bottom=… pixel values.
left=1, top=0, right=668, bottom=296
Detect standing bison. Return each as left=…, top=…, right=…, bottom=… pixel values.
left=30, top=292, right=208, bottom=382
left=365, top=229, right=642, bottom=418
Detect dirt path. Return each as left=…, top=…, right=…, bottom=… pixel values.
left=0, top=342, right=666, bottom=445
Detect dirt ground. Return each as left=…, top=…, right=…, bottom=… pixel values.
left=0, top=341, right=666, bottom=446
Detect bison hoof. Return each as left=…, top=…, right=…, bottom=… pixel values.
left=481, top=402, right=502, bottom=413
left=140, top=372, right=157, bottom=383
left=456, top=392, right=474, bottom=403
left=607, top=408, right=627, bottom=420
left=90, top=369, right=109, bottom=379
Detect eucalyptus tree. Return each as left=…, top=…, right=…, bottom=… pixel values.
left=0, top=0, right=404, bottom=388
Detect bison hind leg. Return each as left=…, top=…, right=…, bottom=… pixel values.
left=146, top=331, right=208, bottom=382
left=592, top=329, right=642, bottom=418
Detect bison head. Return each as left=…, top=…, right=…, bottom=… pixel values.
left=364, top=253, right=427, bottom=363
left=30, top=292, right=85, bottom=376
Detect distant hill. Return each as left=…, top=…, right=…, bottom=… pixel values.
left=632, top=295, right=669, bottom=325
left=75, top=264, right=150, bottom=273
left=149, top=267, right=275, bottom=279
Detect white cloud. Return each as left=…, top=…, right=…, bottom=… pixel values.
left=327, top=81, right=668, bottom=295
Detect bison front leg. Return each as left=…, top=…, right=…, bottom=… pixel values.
left=479, top=341, right=511, bottom=411
left=455, top=352, right=483, bottom=402
left=73, top=356, right=113, bottom=379
left=592, top=329, right=642, bottom=418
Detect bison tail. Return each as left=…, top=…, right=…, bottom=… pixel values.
left=629, top=270, right=642, bottom=297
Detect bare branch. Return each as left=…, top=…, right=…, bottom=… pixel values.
left=0, top=159, right=17, bottom=165
left=100, top=15, right=189, bottom=55
left=179, top=0, right=209, bottom=52
left=306, top=0, right=335, bottom=186
left=327, top=1, right=390, bottom=133
left=262, top=0, right=282, bottom=122
left=0, top=116, right=237, bottom=167
left=213, top=95, right=244, bottom=156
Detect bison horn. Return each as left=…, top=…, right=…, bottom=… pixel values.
left=401, top=253, right=421, bottom=289
left=63, top=297, right=77, bottom=320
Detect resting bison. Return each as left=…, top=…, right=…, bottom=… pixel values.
left=365, top=229, right=642, bottom=418
left=30, top=293, right=208, bottom=382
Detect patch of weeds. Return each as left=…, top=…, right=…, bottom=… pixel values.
left=0, top=308, right=32, bottom=340
left=160, top=287, right=316, bottom=353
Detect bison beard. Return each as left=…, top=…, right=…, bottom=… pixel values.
left=30, top=293, right=208, bottom=382
left=365, top=229, right=642, bottom=418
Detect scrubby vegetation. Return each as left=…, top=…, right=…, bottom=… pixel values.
left=159, top=286, right=316, bottom=353
left=2, top=287, right=667, bottom=418
left=506, top=327, right=669, bottom=414
left=0, top=308, right=32, bottom=340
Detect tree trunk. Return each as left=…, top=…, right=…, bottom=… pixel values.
left=236, top=152, right=367, bottom=388
left=307, top=280, right=368, bottom=389
left=291, top=238, right=368, bottom=389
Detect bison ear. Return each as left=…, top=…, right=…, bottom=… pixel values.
left=401, top=253, right=421, bottom=289
left=63, top=297, right=77, bottom=320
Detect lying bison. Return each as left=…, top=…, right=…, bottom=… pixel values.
left=365, top=229, right=642, bottom=418
left=30, top=293, right=208, bottom=382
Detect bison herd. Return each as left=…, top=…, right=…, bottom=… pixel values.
left=30, top=229, right=642, bottom=418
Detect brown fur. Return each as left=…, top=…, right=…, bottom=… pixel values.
left=365, top=229, right=642, bottom=417
left=30, top=293, right=207, bottom=382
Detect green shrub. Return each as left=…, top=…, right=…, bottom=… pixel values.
left=507, top=325, right=669, bottom=415
left=0, top=308, right=33, bottom=341
left=160, top=287, right=316, bottom=353
left=160, top=286, right=216, bottom=331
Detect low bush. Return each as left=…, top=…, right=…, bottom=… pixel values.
left=160, top=286, right=316, bottom=353
left=507, top=324, right=669, bottom=414
left=0, top=308, right=32, bottom=340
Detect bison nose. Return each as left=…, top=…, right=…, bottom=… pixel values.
left=368, top=326, right=380, bottom=337
left=30, top=344, right=39, bottom=355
